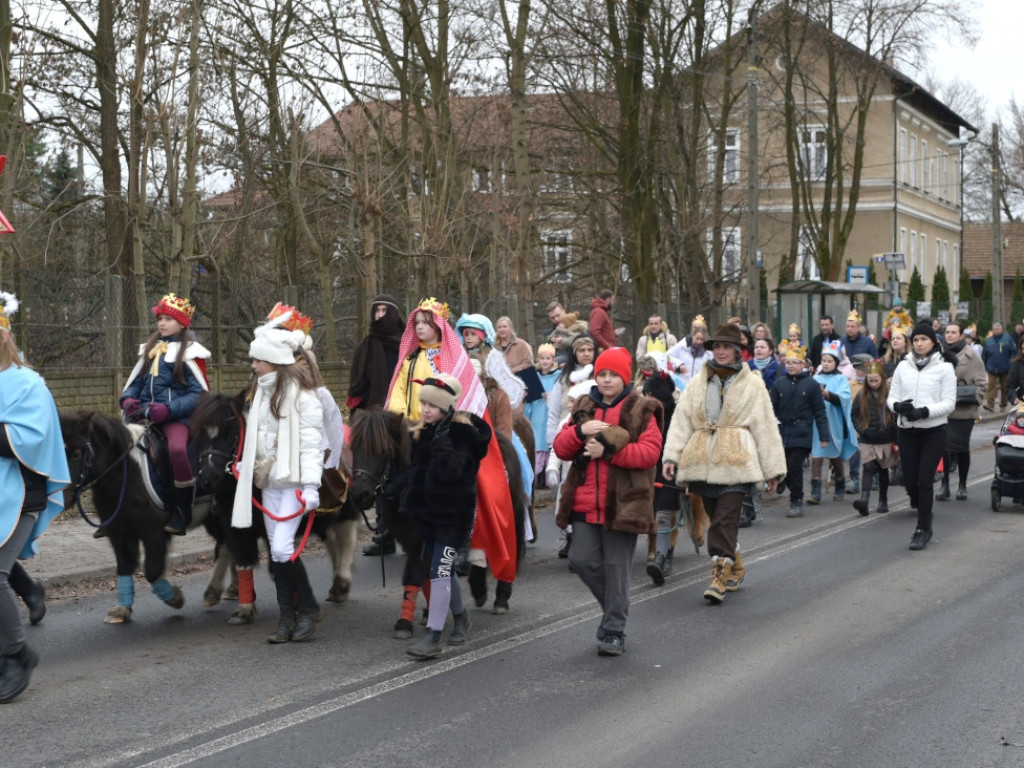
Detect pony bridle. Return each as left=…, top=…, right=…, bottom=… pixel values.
left=197, top=416, right=241, bottom=477
left=353, top=463, right=391, bottom=502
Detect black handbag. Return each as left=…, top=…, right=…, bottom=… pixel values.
left=955, top=384, right=980, bottom=406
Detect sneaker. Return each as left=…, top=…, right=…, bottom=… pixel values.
left=597, top=634, right=625, bottom=656
left=908, top=528, right=932, bottom=551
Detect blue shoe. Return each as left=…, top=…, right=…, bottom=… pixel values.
left=597, top=634, right=625, bottom=656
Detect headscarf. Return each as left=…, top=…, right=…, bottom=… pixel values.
left=347, top=294, right=404, bottom=409
left=386, top=305, right=487, bottom=417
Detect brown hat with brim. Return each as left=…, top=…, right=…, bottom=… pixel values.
left=707, top=323, right=745, bottom=352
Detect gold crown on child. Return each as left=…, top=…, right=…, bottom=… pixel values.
left=266, top=302, right=313, bottom=335
left=418, top=297, right=451, bottom=322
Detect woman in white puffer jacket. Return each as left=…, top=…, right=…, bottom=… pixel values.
left=887, top=321, right=956, bottom=552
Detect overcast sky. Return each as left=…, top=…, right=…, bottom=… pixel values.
left=924, top=0, right=1022, bottom=117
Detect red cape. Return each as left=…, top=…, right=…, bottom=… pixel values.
left=470, top=410, right=517, bottom=582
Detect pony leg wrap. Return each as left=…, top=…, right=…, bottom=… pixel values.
left=400, top=586, right=421, bottom=624
left=237, top=568, right=255, bottom=605
left=117, top=575, right=135, bottom=608
left=151, top=578, right=175, bottom=602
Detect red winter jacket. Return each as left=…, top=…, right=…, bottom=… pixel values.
left=588, top=297, right=616, bottom=351
left=552, top=386, right=663, bottom=532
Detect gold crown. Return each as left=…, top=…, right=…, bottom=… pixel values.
left=788, top=322, right=801, bottom=336
left=848, top=309, right=862, bottom=323
left=865, top=358, right=885, bottom=375
left=152, top=293, right=196, bottom=325
left=891, top=324, right=911, bottom=338
left=267, top=302, right=313, bottom=335
left=781, top=341, right=806, bottom=361
left=692, top=314, right=706, bottom=327
left=418, top=297, right=451, bottom=322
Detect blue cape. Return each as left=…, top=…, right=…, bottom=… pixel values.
left=811, top=371, right=859, bottom=461
left=0, top=366, right=71, bottom=558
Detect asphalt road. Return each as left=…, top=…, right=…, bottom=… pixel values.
left=6, top=418, right=1024, bottom=768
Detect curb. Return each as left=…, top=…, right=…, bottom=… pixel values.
left=40, top=547, right=214, bottom=588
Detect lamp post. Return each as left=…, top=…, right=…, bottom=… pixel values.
left=947, top=136, right=972, bottom=313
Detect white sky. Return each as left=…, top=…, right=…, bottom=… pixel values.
left=924, top=0, right=1022, bottom=117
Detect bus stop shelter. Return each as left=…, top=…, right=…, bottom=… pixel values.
left=774, top=280, right=886, bottom=341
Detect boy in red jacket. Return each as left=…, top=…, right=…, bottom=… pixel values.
left=552, top=347, right=662, bottom=656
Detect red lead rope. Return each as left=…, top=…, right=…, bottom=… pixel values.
left=231, top=417, right=315, bottom=563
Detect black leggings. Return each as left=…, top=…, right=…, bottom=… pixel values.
left=897, top=425, right=947, bottom=532
left=944, top=450, right=971, bottom=487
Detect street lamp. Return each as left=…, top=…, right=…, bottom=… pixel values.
left=947, top=136, right=972, bottom=311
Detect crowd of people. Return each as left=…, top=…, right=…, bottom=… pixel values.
left=3, top=286, right=1009, bottom=697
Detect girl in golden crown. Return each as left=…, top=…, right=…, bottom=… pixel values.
left=120, top=293, right=210, bottom=535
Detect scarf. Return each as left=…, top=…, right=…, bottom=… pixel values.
left=912, top=351, right=935, bottom=370
left=230, top=372, right=303, bottom=528
left=710, top=361, right=743, bottom=380
left=751, top=355, right=772, bottom=371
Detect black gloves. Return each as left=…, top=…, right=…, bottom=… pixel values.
left=435, top=408, right=454, bottom=438
left=892, top=399, right=914, bottom=415
left=904, top=406, right=930, bottom=422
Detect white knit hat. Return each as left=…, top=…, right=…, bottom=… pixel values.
left=248, top=309, right=307, bottom=365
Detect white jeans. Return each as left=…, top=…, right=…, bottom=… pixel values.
left=262, top=485, right=305, bottom=563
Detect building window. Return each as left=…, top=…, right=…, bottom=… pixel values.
left=920, top=234, right=927, bottom=273
left=921, top=140, right=929, bottom=192
left=953, top=243, right=959, bottom=272
left=910, top=230, right=917, bottom=273
left=707, top=227, right=742, bottom=277
left=943, top=240, right=949, bottom=273
left=909, top=134, right=918, bottom=188
left=473, top=167, right=491, bottom=194
left=541, top=230, right=573, bottom=282
left=708, top=129, right=741, bottom=184
left=941, top=153, right=949, bottom=200
left=899, top=227, right=907, bottom=269
left=801, top=126, right=827, bottom=179
left=899, top=128, right=908, bottom=184
left=796, top=227, right=821, bottom=280
left=936, top=239, right=942, bottom=272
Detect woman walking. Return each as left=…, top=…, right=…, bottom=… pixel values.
left=939, top=321, right=986, bottom=501
left=888, top=322, right=956, bottom=550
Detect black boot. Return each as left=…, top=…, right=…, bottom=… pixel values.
left=267, top=561, right=297, bottom=644
left=494, top=580, right=512, bottom=615
left=558, top=530, right=572, bottom=558
left=646, top=553, right=667, bottom=586
left=290, top=558, right=320, bottom=641
left=9, top=563, right=45, bottom=625
left=936, top=472, right=951, bottom=501
left=165, top=483, right=195, bottom=536
left=0, top=644, right=39, bottom=703
left=362, top=531, right=395, bottom=556
left=853, top=468, right=872, bottom=516
left=468, top=564, right=488, bottom=608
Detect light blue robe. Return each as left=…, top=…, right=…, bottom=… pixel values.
left=0, top=365, right=71, bottom=558
left=811, top=370, right=859, bottom=461
left=524, top=369, right=560, bottom=452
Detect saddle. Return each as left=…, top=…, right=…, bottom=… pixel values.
left=127, top=424, right=212, bottom=523
left=317, top=443, right=353, bottom=514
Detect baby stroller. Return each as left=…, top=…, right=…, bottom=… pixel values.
left=990, top=411, right=1024, bottom=511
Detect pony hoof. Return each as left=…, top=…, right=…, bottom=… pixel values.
left=202, top=587, right=222, bottom=608
left=326, top=578, right=351, bottom=603
left=223, top=585, right=239, bottom=601
left=104, top=606, right=133, bottom=624
left=393, top=619, right=414, bottom=639
left=227, top=604, right=257, bottom=625
left=164, top=588, right=185, bottom=610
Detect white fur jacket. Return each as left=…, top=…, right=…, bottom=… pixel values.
left=253, top=378, right=325, bottom=489
left=662, top=364, right=786, bottom=486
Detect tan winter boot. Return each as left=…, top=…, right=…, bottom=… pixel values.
left=703, top=556, right=731, bottom=604
left=725, top=548, right=746, bottom=591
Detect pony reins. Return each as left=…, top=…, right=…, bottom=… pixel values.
left=231, top=416, right=315, bottom=562
left=70, top=434, right=135, bottom=531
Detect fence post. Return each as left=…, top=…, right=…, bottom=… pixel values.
left=106, top=275, right=123, bottom=372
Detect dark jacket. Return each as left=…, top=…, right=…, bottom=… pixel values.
left=984, top=333, right=1014, bottom=375
left=401, top=412, right=492, bottom=540
left=1008, top=359, right=1024, bottom=403
left=553, top=386, right=663, bottom=534
left=121, top=335, right=204, bottom=424
left=842, top=333, right=879, bottom=358
left=851, top=389, right=896, bottom=445
left=749, top=357, right=780, bottom=390
left=809, top=330, right=841, bottom=370
left=769, top=370, right=830, bottom=450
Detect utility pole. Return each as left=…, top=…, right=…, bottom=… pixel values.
left=746, top=10, right=760, bottom=321
left=992, top=122, right=1004, bottom=325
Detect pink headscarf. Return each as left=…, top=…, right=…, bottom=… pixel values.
left=385, top=306, right=488, bottom=417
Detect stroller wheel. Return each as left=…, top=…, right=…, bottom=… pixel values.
left=991, top=486, right=1001, bottom=512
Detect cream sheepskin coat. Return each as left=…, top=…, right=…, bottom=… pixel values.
left=662, top=364, right=786, bottom=486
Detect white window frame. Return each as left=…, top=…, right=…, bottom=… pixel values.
left=920, top=234, right=927, bottom=274
left=473, top=167, right=491, bottom=194
left=921, top=140, right=929, bottom=193
left=707, top=129, right=741, bottom=184
left=706, top=226, right=743, bottom=278
left=909, top=134, right=918, bottom=188
left=801, top=125, right=828, bottom=180
left=796, top=227, right=821, bottom=280
left=899, top=128, right=908, bottom=184
left=910, top=230, right=917, bottom=273
left=540, top=229, right=573, bottom=282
